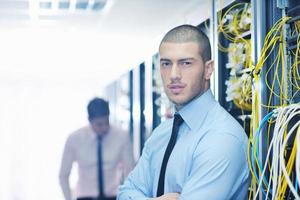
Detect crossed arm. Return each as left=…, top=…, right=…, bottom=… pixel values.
left=117, top=133, right=249, bottom=200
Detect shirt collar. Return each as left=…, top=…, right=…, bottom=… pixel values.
left=88, top=125, right=111, bottom=139
left=87, top=125, right=97, bottom=139
left=178, top=89, right=217, bottom=131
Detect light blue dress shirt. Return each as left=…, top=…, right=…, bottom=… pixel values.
left=117, top=89, right=250, bottom=200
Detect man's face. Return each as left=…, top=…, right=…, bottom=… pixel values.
left=90, top=116, right=110, bottom=135
left=159, top=42, right=214, bottom=109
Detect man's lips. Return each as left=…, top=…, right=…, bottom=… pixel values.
left=167, top=84, right=186, bottom=94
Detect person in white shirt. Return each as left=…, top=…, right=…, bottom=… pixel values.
left=59, top=98, right=135, bottom=200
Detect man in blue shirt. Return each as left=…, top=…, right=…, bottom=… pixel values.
left=117, top=24, right=249, bottom=200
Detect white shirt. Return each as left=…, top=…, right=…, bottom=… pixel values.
left=59, top=125, right=135, bottom=200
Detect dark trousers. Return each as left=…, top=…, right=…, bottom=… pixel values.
left=77, top=197, right=116, bottom=200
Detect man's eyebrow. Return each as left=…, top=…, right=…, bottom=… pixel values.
left=160, top=58, right=196, bottom=62
left=160, top=58, right=171, bottom=62
left=178, top=58, right=196, bottom=62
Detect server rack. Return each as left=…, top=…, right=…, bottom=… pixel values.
left=287, top=0, right=300, bottom=103
left=105, top=73, right=131, bottom=132
left=139, top=62, right=146, bottom=152
left=249, top=0, right=300, bottom=199
left=152, top=53, right=174, bottom=125
left=214, top=0, right=300, bottom=199
left=152, top=53, right=161, bottom=130
left=216, top=0, right=252, bottom=135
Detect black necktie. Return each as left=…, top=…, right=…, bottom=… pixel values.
left=156, top=113, right=184, bottom=197
left=97, top=135, right=104, bottom=199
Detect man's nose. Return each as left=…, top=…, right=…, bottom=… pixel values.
left=170, top=64, right=181, bottom=81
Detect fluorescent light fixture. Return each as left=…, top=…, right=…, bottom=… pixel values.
left=39, top=1, right=52, bottom=9
left=75, top=0, right=88, bottom=10
left=93, top=1, right=106, bottom=11
left=58, top=0, right=70, bottom=9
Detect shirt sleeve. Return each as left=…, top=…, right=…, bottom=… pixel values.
left=179, top=132, right=249, bottom=200
left=59, top=135, right=76, bottom=200
left=117, top=139, right=153, bottom=200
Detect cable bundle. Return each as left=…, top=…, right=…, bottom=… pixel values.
left=248, top=15, right=300, bottom=200
left=217, top=3, right=300, bottom=200
left=248, top=104, right=300, bottom=200
left=226, top=73, right=252, bottom=110
left=218, top=3, right=251, bottom=44
left=218, top=2, right=252, bottom=111
left=289, top=32, right=300, bottom=96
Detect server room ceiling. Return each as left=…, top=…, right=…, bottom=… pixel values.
left=0, top=0, right=211, bottom=28
left=0, top=0, right=233, bottom=85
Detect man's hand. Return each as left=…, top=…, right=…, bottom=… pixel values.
left=150, top=193, right=180, bottom=200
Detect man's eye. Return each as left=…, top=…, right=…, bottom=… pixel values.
left=181, top=61, right=192, bottom=66
left=161, top=62, right=171, bottom=67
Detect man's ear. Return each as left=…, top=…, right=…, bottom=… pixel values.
left=204, top=60, right=214, bottom=80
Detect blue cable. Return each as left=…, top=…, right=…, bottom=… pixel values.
left=251, top=111, right=274, bottom=199
left=295, top=178, right=298, bottom=193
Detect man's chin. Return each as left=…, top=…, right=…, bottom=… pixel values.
left=170, top=97, right=188, bottom=108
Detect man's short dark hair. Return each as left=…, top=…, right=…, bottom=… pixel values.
left=159, top=24, right=211, bottom=62
left=87, top=98, right=109, bottom=120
